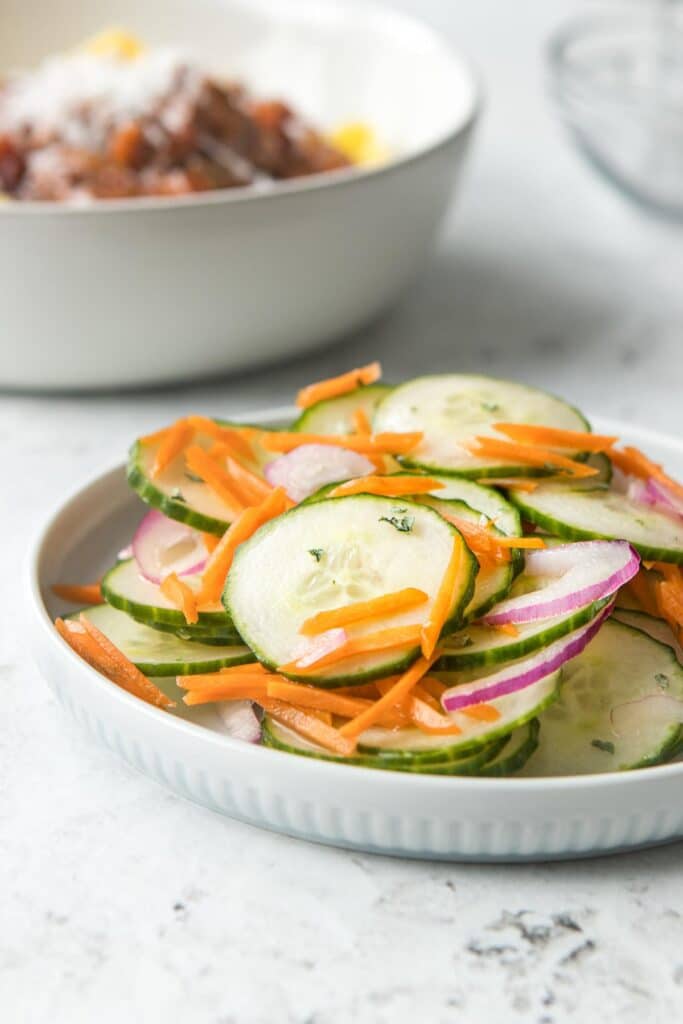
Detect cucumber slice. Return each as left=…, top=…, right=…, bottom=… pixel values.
left=67, top=605, right=254, bottom=676
left=373, top=375, right=589, bottom=478
left=438, top=596, right=613, bottom=669
left=225, top=495, right=477, bottom=685
left=612, top=609, right=683, bottom=663
left=137, top=620, right=246, bottom=645
left=360, top=669, right=559, bottom=760
left=102, top=559, right=238, bottom=635
left=419, top=497, right=515, bottom=620
left=261, top=717, right=507, bottom=773
left=422, top=475, right=522, bottom=535
left=522, top=620, right=683, bottom=776
left=293, top=384, right=393, bottom=434
left=510, top=484, right=683, bottom=564
left=478, top=720, right=540, bottom=776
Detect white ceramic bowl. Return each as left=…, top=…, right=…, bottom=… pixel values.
left=0, top=0, right=479, bottom=390
left=26, top=411, right=683, bottom=862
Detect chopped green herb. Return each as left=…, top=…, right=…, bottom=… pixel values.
left=379, top=507, right=415, bottom=533
left=591, top=739, right=615, bottom=755
left=655, top=672, right=670, bottom=689
left=185, top=471, right=203, bottom=483
left=481, top=401, right=501, bottom=414
left=171, top=488, right=187, bottom=503
left=309, top=548, right=324, bottom=562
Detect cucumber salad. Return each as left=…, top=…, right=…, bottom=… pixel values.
left=53, top=365, right=683, bottom=777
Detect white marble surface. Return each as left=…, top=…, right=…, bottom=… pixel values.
left=2, top=1, right=683, bottom=1021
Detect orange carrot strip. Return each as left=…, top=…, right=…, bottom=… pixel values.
left=183, top=684, right=268, bottom=706
left=279, top=625, right=422, bottom=675
left=299, top=587, right=428, bottom=636
left=140, top=425, right=172, bottom=445
left=178, top=672, right=270, bottom=693
left=339, top=655, right=437, bottom=738
left=464, top=437, right=598, bottom=478
left=56, top=617, right=174, bottom=709
left=52, top=582, right=102, bottom=605
left=260, top=431, right=423, bottom=456
left=329, top=475, right=444, bottom=499
left=160, top=573, right=199, bottom=624
left=296, top=362, right=381, bottom=410
left=260, top=697, right=357, bottom=756
left=210, top=443, right=273, bottom=504
left=334, top=682, right=383, bottom=699
left=494, top=623, right=520, bottom=637
left=408, top=697, right=462, bottom=735
left=418, top=676, right=448, bottom=701
left=412, top=682, right=442, bottom=712
left=353, top=407, right=373, bottom=435
left=184, top=445, right=246, bottom=514
left=197, top=487, right=288, bottom=605
left=202, top=532, right=221, bottom=554
left=151, top=419, right=194, bottom=479
left=609, top=446, right=683, bottom=500
left=493, top=423, right=618, bottom=452
left=461, top=704, right=501, bottom=722
left=186, top=416, right=256, bottom=463
left=421, top=536, right=466, bottom=659
left=624, top=571, right=661, bottom=618
left=266, top=681, right=371, bottom=717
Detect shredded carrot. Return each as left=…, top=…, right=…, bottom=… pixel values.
left=184, top=445, right=245, bottom=515
left=411, top=682, right=442, bottom=713
left=209, top=443, right=273, bottom=505
left=140, top=425, right=172, bottom=445
left=609, top=445, right=683, bottom=500
left=178, top=670, right=269, bottom=692
left=329, top=475, right=443, bottom=499
left=339, top=655, right=437, bottom=738
left=202, top=532, right=221, bottom=553
left=56, top=617, right=174, bottom=709
left=296, top=362, right=381, bottom=410
left=494, top=623, right=520, bottom=637
left=299, top=587, right=428, bottom=636
left=160, top=572, right=199, bottom=624
left=334, top=682, right=383, bottom=699
left=279, top=624, right=422, bottom=675
left=266, top=681, right=370, bottom=717
left=353, top=407, right=373, bottom=435
left=186, top=416, right=256, bottom=463
left=493, top=423, right=618, bottom=452
left=151, top=419, right=194, bottom=479
left=260, top=697, right=357, bottom=756
left=433, top=509, right=545, bottom=565
left=197, top=487, right=288, bottom=605
left=624, top=570, right=661, bottom=618
left=260, top=431, right=423, bottom=456
left=52, top=582, right=102, bottom=604
left=461, top=703, right=501, bottom=722
left=464, top=437, right=598, bottom=479
left=183, top=681, right=270, bottom=705
left=421, top=536, right=466, bottom=659
left=408, top=697, right=462, bottom=735
left=418, top=676, right=448, bottom=701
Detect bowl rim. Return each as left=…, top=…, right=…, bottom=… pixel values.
left=0, top=0, right=482, bottom=218
left=24, top=405, right=683, bottom=792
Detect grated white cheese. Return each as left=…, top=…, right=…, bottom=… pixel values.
left=0, top=49, right=203, bottom=147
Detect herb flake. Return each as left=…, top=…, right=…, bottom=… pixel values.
left=171, top=488, right=187, bottom=503
left=308, top=548, right=324, bottom=562
left=591, top=739, right=615, bottom=755
left=655, top=672, right=670, bottom=689
left=379, top=507, right=415, bottom=533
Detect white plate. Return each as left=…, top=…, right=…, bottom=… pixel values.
left=26, top=410, right=683, bottom=861
left=0, top=0, right=479, bottom=389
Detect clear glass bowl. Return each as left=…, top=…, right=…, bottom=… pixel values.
left=548, top=11, right=683, bottom=218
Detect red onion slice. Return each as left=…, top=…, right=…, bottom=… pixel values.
left=216, top=700, right=262, bottom=743
left=264, top=444, right=375, bottom=502
left=290, top=627, right=349, bottom=669
left=442, top=604, right=613, bottom=713
left=132, top=509, right=208, bottom=584
left=644, top=478, right=683, bottom=519
left=482, top=541, right=639, bottom=625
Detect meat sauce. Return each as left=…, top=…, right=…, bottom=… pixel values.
left=0, top=50, right=351, bottom=202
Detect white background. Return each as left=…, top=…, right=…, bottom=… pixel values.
left=2, top=1, right=682, bottom=1021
